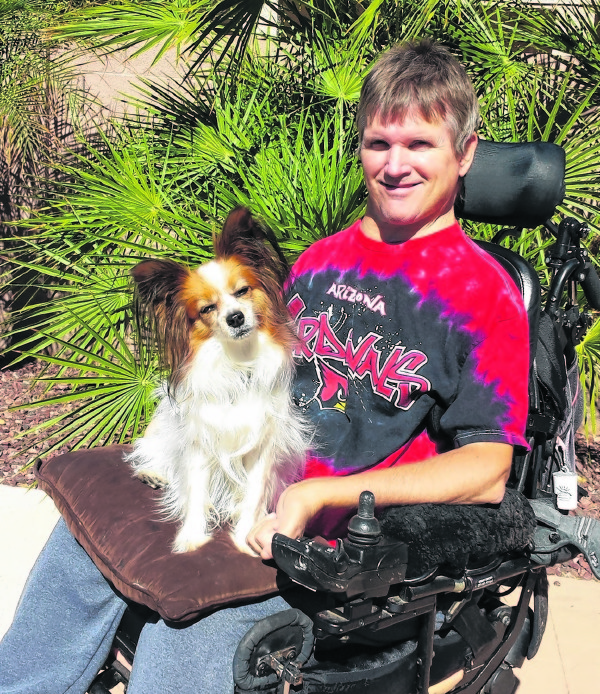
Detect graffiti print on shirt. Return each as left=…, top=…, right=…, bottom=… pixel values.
left=288, top=293, right=431, bottom=412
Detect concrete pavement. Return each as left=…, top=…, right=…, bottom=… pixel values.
left=0, top=485, right=59, bottom=638
left=518, top=576, right=600, bottom=693
left=1, top=483, right=599, bottom=692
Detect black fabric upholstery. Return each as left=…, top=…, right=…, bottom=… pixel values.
left=476, top=240, right=542, bottom=367
left=535, top=311, right=568, bottom=415
left=379, top=489, right=536, bottom=577
left=457, top=140, right=565, bottom=227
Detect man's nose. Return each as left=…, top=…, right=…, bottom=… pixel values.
left=385, top=146, right=411, bottom=177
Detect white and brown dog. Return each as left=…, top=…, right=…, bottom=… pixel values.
left=126, top=207, right=310, bottom=553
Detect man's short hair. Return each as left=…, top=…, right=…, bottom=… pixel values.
left=357, top=39, right=479, bottom=155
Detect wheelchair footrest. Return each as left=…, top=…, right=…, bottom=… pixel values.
left=233, top=608, right=314, bottom=693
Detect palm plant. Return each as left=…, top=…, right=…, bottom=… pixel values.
left=5, top=0, right=600, bottom=462
left=0, top=0, right=105, bottom=369
left=448, top=1, right=600, bottom=423
left=0, top=0, right=97, bottom=223
left=52, top=0, right=211, bottom=64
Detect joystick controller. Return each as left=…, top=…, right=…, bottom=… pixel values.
left=347, top=491, right=381, bottom=545
left=271, top=491, right=408, bottom=600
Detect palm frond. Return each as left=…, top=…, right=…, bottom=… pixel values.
left=11, top=302, right=159, bottom=466
left=53, top=0, right=209, bottom=64
left=210, top=110, right=366, bottom=257
left=578, top=316, right=600, bottom=433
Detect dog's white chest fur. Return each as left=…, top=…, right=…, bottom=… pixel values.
left=127, top=331, right=308, bottom=553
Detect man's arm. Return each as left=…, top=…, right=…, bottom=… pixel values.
left=247, top=441, right=513, bottom=559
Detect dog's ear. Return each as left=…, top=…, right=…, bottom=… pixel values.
left=131, top=259, right=189, bottom=307
left=215, top=207, right=289, bottom=284
left=215, top=207, right=265, bottom=255
left=131, top=259, right=192, bottom=385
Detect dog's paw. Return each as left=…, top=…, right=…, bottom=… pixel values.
left=230, top=531, right=259, bottom=557
left=135, top=470, right=168, bottom=489
left=172, top=529, right=211, bottom=554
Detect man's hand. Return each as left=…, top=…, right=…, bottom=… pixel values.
left=246, top=479, right=326, bottom=559
left=246, top=513, right=280, bottom=560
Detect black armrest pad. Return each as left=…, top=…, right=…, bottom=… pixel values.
left=379, top=489, right=536, bottom=577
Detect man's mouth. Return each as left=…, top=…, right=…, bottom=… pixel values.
left=381, top=181, right=420, bottom=192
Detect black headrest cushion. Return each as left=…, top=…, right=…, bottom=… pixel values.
left=457, top=140, right=566, bottom=228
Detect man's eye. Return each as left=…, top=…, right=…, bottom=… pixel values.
left=200, top=304, right=216, bottom=315
left=234, top=286, right=250, bottom=298
left=365, top=139, right=389, bottom=150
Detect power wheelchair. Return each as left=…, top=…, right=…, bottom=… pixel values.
left=88, top=139, right=600, bottom=694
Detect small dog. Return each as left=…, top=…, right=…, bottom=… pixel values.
left=126, top=207, right=310, bottom=553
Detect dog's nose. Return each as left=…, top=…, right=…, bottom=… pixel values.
left=226, top=311, right=245, bottom=328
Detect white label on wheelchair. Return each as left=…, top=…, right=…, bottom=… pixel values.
left=553, top=468, right=578, bottom=510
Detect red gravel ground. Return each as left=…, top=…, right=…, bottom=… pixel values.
left=0, top=362, right=77, bottom=487
left=2, top=361, right=600, bottom=580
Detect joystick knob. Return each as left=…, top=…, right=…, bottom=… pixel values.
left=347, top=491, right=381, bottom=545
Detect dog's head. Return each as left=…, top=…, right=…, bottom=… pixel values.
left=131, top=208, right=295, bottom=385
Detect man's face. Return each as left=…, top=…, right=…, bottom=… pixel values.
left=360, top=111, right=477, bottom=243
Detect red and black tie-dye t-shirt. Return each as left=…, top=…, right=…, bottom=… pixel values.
left=287, top=219, right=530, bottom=481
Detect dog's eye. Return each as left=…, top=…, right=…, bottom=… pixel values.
left=199, top=304, right=216, bottom=315
left=234, top=286, right=250, bottom=298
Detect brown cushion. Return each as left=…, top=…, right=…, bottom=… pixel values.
left=35, top=446, right=284, bottom=623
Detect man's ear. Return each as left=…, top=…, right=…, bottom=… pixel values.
left=458, top=133, right=478, bottom=178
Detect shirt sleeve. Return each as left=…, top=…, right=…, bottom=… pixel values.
left=439, top=312, right=530, bottom=452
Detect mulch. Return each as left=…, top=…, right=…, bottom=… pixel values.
left=0, top=362, right=76, bottom=488
left=2, top=361, right=600, bottom=580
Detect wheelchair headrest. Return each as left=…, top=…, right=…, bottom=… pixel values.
left=456, top=140, right=566, bottom=228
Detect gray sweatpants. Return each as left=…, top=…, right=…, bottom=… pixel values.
left=0, top=519, right=288, bottom=694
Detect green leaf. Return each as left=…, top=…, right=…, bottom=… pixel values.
left=53, top=1, right=210, bottom=64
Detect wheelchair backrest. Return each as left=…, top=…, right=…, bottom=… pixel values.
left=458, top=139, right=565, bottom=365
left=458, top=139, right=569, bottom=498
left=476, top=240, right=541, bottom=367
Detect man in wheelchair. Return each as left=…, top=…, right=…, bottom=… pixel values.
left=245, top=39, right=521, bottom=577
left=2, top=39, right=599, bottom=694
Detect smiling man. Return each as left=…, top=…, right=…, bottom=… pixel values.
left=248, top=40, right=529, bottom=557
left=358, top=40, right=479, bottom=243
left=360, top=114, right=477, bottom=241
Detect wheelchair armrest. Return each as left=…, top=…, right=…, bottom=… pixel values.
left=379, top=488, right=537, bottom=578
left=272, top=489, right=537, bottom=601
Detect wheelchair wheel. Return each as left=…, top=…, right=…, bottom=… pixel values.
left=233, top=608, right=315, bottom=693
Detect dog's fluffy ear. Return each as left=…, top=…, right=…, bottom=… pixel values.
left=215, top=207, right=289, bottom=285
left=217, top=207, right=265, bottom=249
left=214, top=207, right=268, bottom=263
left=131, top=259, right=190, bottom=307
left=131, top=259, right=192, bottom=385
